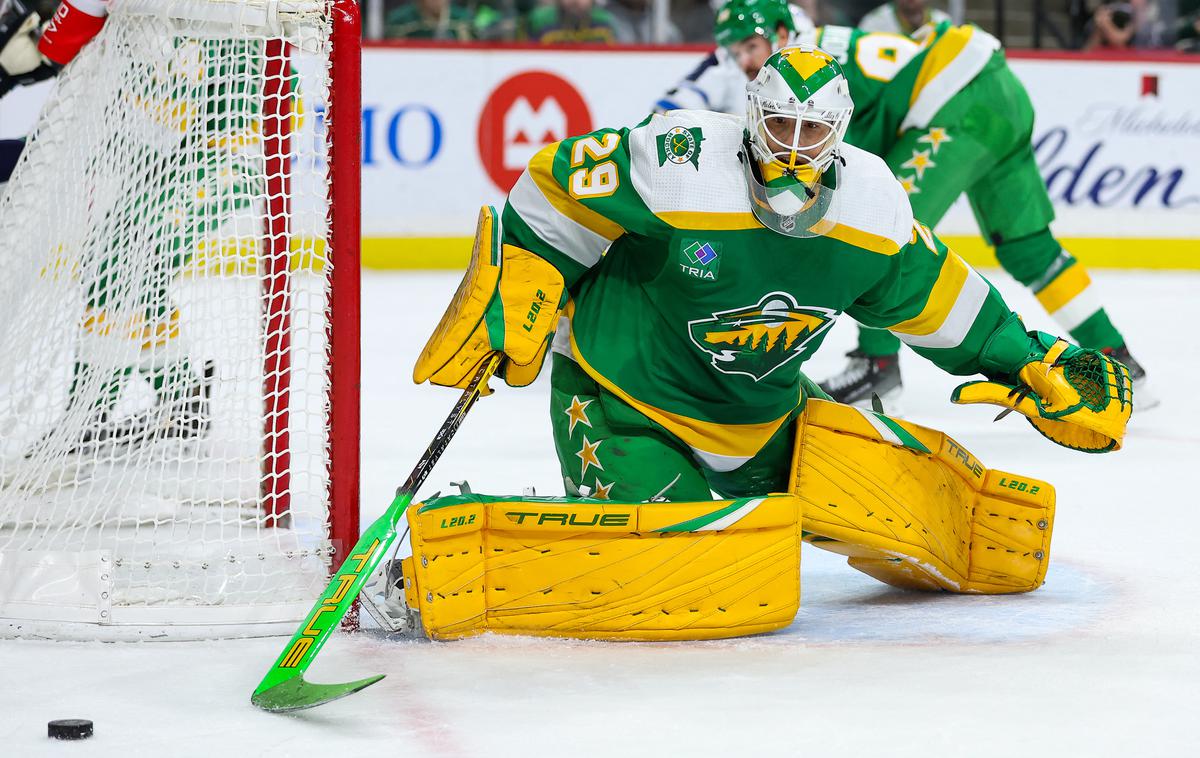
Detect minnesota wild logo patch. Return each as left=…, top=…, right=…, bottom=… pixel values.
left=688, top=292, right=837, bottom=381
left=657, top=126, right=704, bottom=169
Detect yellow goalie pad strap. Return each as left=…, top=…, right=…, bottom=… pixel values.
left=413, top=206, right=565, bottom=390
left=401, top=494, right=802, bottom=641
left=790, top=399, right=1055, bottom=594
left=952, top=339, right=1133, bottom=453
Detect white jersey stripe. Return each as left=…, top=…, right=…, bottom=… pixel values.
left=1050, top=284, right=1103, bottom=332
left=690, top=448, right=753, bottom=473
left=894, top=267, right=990, bottom=349
left=901, top=31, right=1000, bottom=132
left=508, top=170, right=610, bottom=269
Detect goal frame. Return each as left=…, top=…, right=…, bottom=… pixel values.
left=0, top=0, right=362, bottom=640
left=319, top=0, right=361, bottom=594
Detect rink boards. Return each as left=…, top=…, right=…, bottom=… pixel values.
left=3, top=45, right=1196, bottom=269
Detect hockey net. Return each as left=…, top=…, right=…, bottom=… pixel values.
left=0, top=0, right=360, bottom=640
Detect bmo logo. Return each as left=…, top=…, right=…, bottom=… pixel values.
left=478, top=71, right=592, bottom=192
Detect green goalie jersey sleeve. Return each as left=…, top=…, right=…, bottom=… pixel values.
left=847, top=222, right=1037, bottom=378
left=499, top=124, right=671, bottom=287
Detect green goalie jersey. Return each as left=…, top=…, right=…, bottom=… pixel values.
left=501, top=109, right=1035, bottom=465
left=805, top=23, right=1003, bottom=156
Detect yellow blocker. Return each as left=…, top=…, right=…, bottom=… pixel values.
left=791, top=399, right=1055, bottom=594
left=413, top=205, right=566, bottom=392
left=400, top=494, right=802, bottom=641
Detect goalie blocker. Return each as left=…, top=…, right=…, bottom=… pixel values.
left=366, top=400, right=1054, bottom=641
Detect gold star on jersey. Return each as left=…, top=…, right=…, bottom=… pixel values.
left=917, top=128, right=953, bottom=154
left=564, top=395, right=593, bottom=437
left=898, top=175, right=920, bottom=195
left=591, top=479, right=615, bottom=499
left=900, top=149, right=935, bottom=181
left=576, top=435, right=603, bottom=479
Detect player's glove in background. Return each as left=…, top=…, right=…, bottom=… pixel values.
left=0, top=4, right=60, bottom=98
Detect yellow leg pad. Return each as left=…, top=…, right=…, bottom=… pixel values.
left=401, top=494, right=802, bottom=641
left=790, top=400, right=1055, bottom=594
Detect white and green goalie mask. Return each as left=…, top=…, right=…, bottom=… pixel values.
left=744, top=46, right=854, bottom=236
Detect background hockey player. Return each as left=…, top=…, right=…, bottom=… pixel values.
left=857, top=0, right=950, bottom=37
left=657, top=0, right=1150, bottom=410
left=799, top=20, right=1151, bottom=408
left=0, top=0, right=271, bottom=450
left=409, top=46, right=1132, bottom=613
left=0, top=0, right=59, bottom=185
left=654, top=0, right=812, bottom=113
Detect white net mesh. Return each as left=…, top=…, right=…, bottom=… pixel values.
left=0, top=0, right=346, bottom=639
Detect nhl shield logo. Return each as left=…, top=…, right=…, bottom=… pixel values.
left=688, top=292, right=837, bottom=381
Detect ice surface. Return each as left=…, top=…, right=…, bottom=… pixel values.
left=2, top=270, right=1197, bottom=756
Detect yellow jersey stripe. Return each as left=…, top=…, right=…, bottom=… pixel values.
left=655, top=210, right=761, bottom=231
left=909, top=26, right=974, bottom=110
left=894, top=265, right=989, bottom=349
left=568, top=328, right=795, bottom=459
left=528, top=144, right=625, bottom=242
left=1035, top=264, right=1092, bottom=314
left=889, top=252, right=970, bottom=335
left=809, top=218, right=902, bottom=256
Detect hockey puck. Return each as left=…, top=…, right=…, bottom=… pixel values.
left=48, top=719, right=93, bottom=740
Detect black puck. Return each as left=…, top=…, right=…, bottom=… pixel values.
left=48, top=719, right=93, bottom=740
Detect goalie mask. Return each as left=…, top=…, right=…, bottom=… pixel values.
left=744, top=45, right=853, bottom=237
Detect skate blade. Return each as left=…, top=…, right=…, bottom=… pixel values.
left=1132, top=378, right=1160, bottom=411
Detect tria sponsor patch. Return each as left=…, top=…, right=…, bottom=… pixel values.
left=688, top=292, right=838, bottom=381
left=678, top=239, right=722, bottom=280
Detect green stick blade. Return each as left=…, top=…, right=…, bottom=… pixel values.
left=251, top=493, right=412, bottom=711
left=251, top=674, right=387, bottom=713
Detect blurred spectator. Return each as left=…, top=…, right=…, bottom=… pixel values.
left=858, top=0, right=950, bottom=36
left=1085, top=0, right=1167, bottom=48
left=802, top=0, right=865, bottom=27
left=386, top=0, right=476, bottom=39
left=472, top=0, right=528, bottom=40
left=674, top=0, right=718, bottom=42
left=1178, top=0, right=1200, bottom=50
left=527, top=0, right=621, bottom=43
left=607, top=0, right=684, bottom=43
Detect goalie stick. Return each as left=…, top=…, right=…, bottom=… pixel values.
left=251, top=352, right=504, bottom=713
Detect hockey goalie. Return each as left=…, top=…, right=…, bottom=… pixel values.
left=370, top=46, right=1134, bottom=643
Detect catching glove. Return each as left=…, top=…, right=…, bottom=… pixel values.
left=952, top=332, right=1133, bottom=453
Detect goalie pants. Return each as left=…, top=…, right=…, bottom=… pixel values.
left=549, top=353, right=827, bottom=501
left=856, top=53, right=1124, bottom=357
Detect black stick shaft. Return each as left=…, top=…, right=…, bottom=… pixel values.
left=398, top=353, right=502, bottom=497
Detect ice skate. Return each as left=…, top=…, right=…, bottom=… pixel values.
left=818, top=350, right=903, bottom=412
